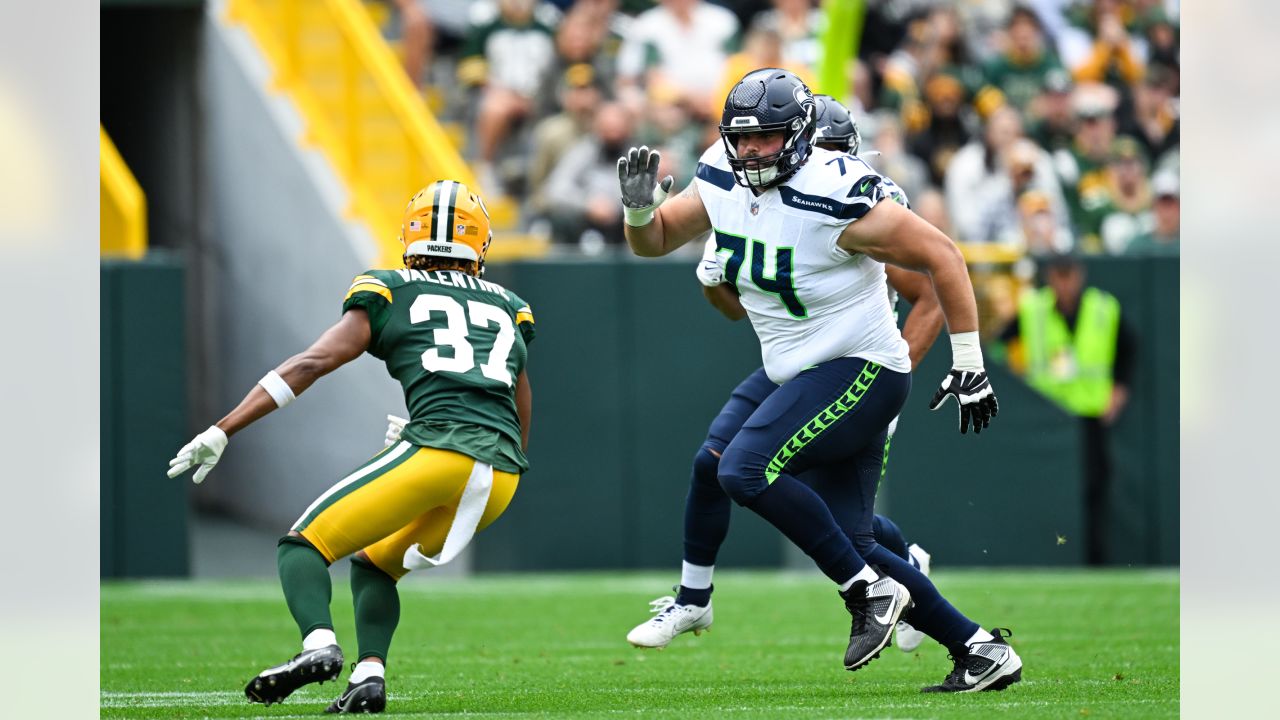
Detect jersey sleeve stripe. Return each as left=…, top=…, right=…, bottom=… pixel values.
left=515, top=309, right=534, bottom=325
left=696, top=162, right=736, bottom=191
left=348, top=276, right=388, bottom=290
left=345, top=284, right=393, bottom=303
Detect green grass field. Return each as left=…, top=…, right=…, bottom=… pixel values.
left=102, top=569, right=1177, bottom=719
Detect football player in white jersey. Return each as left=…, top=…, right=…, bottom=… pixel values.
left=625, top=96, right=937, bottom=656
left=618, top=69, right=1018, bottom=693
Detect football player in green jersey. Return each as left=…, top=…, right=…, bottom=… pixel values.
left=168, top=180, right=534, bottom=714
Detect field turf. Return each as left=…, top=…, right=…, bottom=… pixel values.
left=102, top=569, right=1177, bottom=718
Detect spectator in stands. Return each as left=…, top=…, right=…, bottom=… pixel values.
left=716, top=25, right=814, bottom=120
left=913, top=188, right=953, bottom=238
left=750, top=0, right=823, bottom=74
left=544, top=102, right=635, bottom=247
left=1124, top=170, right=1178, bottom=255
left=1027, top=68, right=1075, bottom=152
left=866, top=112, right=930, bottom=204
left=458, top=0, right=557, bottom=194
left=1137, top=4, right=1178, bottom=74
left=1122, top=64, right=1178, bottom=163
left=527, top=64, right=605, bottom=217
left=616, top=0, right=740, bottom=122
left=997, top=190, right=1074, bottom=255
left=1060, top=0, right=1145, bottom=90
left=386, top=0, right=435, bottom=88
left=946, top=106, right=1064, bottom=243
left=534, top=7, right=616, bottom=119
left=908, top=70, right=977, bottom=187
left=1081, top=136, right=1153, bottom=255
left=1055, top=82, right=1119, bottom=233
left=983, top=4, right=1065, bottom=114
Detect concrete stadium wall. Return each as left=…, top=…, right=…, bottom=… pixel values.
left=194, top=10, right=402, bottom=529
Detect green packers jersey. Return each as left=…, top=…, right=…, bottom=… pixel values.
left=342, top=268, right=535, bottom=473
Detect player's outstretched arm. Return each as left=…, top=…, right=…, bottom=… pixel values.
left=840, top=201, right=998, bottom=434
left=885, top=265, right=944, bottom=370
left=618, top=146, right=711, bottom=257
left=167, top=309, right=372, bottom=483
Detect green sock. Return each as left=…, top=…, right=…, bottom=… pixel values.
left=276, top=537, right=334, bottom=638
left=350, top=556, right=400, bottom=663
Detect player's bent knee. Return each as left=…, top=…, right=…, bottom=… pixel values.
left=716, top=447, right=768, bottom=506
left=691, top=446, right=723, bottom=488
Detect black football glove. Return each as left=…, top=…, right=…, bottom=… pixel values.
left=929, top=369, right=999, bottom=435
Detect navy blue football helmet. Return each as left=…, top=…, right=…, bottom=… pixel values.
left=718, top=68, right=816, bottom=190
left=812, top=94, right=862, bottom=154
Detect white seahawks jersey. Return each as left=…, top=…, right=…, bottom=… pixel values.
left=695, top=143, right=911, bottom=383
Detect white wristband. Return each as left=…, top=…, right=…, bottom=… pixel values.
left=258, top=370, right=296, bottom=408
left=949, top=331, right=984, bottom=371
left=623, top=205, right=657, bottom=227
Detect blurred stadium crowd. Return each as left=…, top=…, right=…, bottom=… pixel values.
left=374, top=0, right=1178, bottom=260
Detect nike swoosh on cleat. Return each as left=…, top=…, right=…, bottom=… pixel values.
left=964, top=656, right=1005, bottom=686
left=873, top=589, right=901, bottom=624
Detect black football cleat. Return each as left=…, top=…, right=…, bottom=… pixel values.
left=840, top=575, right=911, bottom=671
left=244, top=644, right=345, bottom=706
left=325, top=675, right=387, bottom=714
left=921, top=628, right=1023, bottom=693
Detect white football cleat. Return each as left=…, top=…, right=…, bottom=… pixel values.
left=908, top=543, right=931, bottom=575
left=626, top=595, right=713, bottom=649
left=896, top=543, right=932, bottom=653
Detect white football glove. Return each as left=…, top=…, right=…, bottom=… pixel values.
left=385, top=414, right=408, bottom=448
left=167, top=425, right=229, bottom=484
left=696, top=235, right=725, bottom=287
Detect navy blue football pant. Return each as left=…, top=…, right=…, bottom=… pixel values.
left=685, top=368, right=911, bottom=568
left=708, top=358, right=978, bottom=651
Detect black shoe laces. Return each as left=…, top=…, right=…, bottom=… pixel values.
left=845, top=594, right=870, bottom=635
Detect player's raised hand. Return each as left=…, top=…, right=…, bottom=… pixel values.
left=167, top=425, right=228, bottom=484
left=929, top=370, right=999, bottom=435
left=618, top=145, right=674, bottom=226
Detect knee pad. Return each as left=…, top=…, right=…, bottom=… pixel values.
left=691, top=445, right=722, bottom=490
left=717, top=446, right=767, bottom=506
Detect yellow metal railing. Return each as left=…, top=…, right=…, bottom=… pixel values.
left=226, top=0, right=529, bottom=268
left=100, top=126, right=147, bottom=259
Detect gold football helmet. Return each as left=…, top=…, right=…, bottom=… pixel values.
left=399, top=180, right=493, bottom=274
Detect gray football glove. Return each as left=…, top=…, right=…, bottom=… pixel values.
left=617, top=145, right=674, bottom=226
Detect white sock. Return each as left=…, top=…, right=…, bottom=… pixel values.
left=966, top=628, right=995, bottom=646
left=302, top=628, right=337, bottom=651
left=680, top=561, right=714, bottom=590
left=348, top=660, right=385, bottom=684
left=839, top=565, right=880, bottom=592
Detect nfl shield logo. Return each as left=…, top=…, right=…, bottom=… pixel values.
left=750, top=201, right=759, bottom=216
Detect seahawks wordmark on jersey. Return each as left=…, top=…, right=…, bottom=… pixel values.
left=694, top=144, right=911, bottom=383
left=344, top=269, right=535, bottom=473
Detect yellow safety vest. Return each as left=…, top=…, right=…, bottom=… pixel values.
left=1018, top=286, right=1120, bottom=417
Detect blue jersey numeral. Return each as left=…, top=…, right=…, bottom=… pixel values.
left=714, top=229, right=807, bottom=319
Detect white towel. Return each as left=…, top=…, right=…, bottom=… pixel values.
left=401, top=461, right=493, bottom=570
